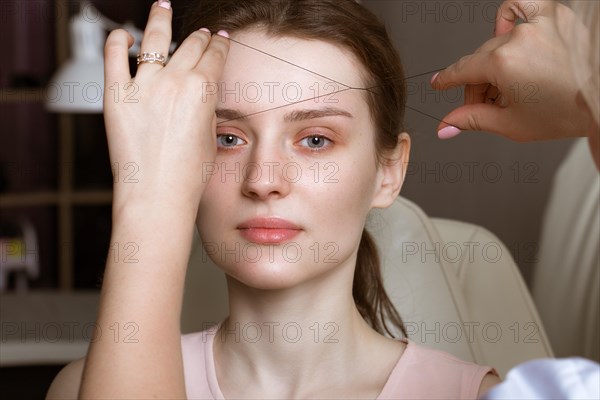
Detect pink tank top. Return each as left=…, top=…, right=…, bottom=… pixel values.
left=181, top=325, right=496, bottom=399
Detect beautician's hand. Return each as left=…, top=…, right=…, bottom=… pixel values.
left=103, top=0, right=230, bottom=217
left=430, top=0, right=590, bottom=141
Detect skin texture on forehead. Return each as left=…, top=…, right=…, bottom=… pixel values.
left=217, top=28, right=373, bottom=120
left=227, top=28, right=368, bottom=86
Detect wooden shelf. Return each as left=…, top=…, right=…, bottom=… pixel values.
left=0, top=190, right=112, bottom=207
left=0, top=88, right=47, bottom=104
left=0, top=1, right=114, bottom=291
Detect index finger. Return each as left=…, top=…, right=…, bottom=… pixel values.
left=195, top=31, right=231, bottom=79
left=194, top=31, right=231, bottom=111
left=432, top=52, right=493, bottom=90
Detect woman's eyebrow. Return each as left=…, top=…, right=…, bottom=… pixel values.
left=215, top=108, right=247, bottom=121
left=215, top=107, right=354, bottom=122
left=284, top=107, right=354, bottom=122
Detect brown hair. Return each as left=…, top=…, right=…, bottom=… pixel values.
left=179, top=0, right=407, bottom=338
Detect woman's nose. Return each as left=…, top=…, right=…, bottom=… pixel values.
left=241, top=150, right=293, bottom=200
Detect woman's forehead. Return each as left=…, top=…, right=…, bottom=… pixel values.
left=220, top=30, right=367, bottom=91
left=216, top=30, right=370, bottom=117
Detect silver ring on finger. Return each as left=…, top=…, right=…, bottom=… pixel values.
left=137, top=52, right=167, bottom=67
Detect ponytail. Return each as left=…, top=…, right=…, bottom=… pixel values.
left=353, top=228, right=407, bottom=338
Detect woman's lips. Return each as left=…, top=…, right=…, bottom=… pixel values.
left=237, top=218, right=302, bottom=244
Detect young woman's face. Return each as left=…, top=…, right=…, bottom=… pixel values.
left=196, top=30, right=396, bottom=289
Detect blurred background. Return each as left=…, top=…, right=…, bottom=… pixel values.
left=0, top=0, right=595, bottom=397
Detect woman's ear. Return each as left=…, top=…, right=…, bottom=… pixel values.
left=370, top=132, right=411, bottom=209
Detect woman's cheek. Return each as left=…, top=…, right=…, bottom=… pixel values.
left=197, top=177, right=232, bottom=242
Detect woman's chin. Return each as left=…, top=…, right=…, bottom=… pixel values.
left=222, top=263, right=318, bottom=291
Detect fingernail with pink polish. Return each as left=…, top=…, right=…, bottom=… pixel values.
left=158, top=0, right=171, bottom=10
left=430, top=72, right=439, bottom=85
left=216, top=30, right=230, bottom=38
left=438, top=126, right=461, bottom=139
left=200, top=28, right=211, bottom=33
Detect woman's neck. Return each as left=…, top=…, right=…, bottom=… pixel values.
left=212, top=261, right=403, bottom=399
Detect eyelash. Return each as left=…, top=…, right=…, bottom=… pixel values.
left=298, top=134, right=333, bottom=151
left=216, top=133, right=247, bottom=149
left=215, top=131, right=335, bottom=152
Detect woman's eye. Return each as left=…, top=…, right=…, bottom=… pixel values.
left=217, top=134, right=246, bottom=148
left=300, top=135, right=332, bottom=150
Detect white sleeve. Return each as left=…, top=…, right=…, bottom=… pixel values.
left=481, top=358, right=600, bottom=400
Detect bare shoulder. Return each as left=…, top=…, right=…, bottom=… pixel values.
left=45, top=357, right=85, bottom=399
left=477, top=371, right=502, bottom=398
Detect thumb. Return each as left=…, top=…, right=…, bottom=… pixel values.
left=437, top=104, right=507, bottom=139
left=495, top=0, right=554, bottom=36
